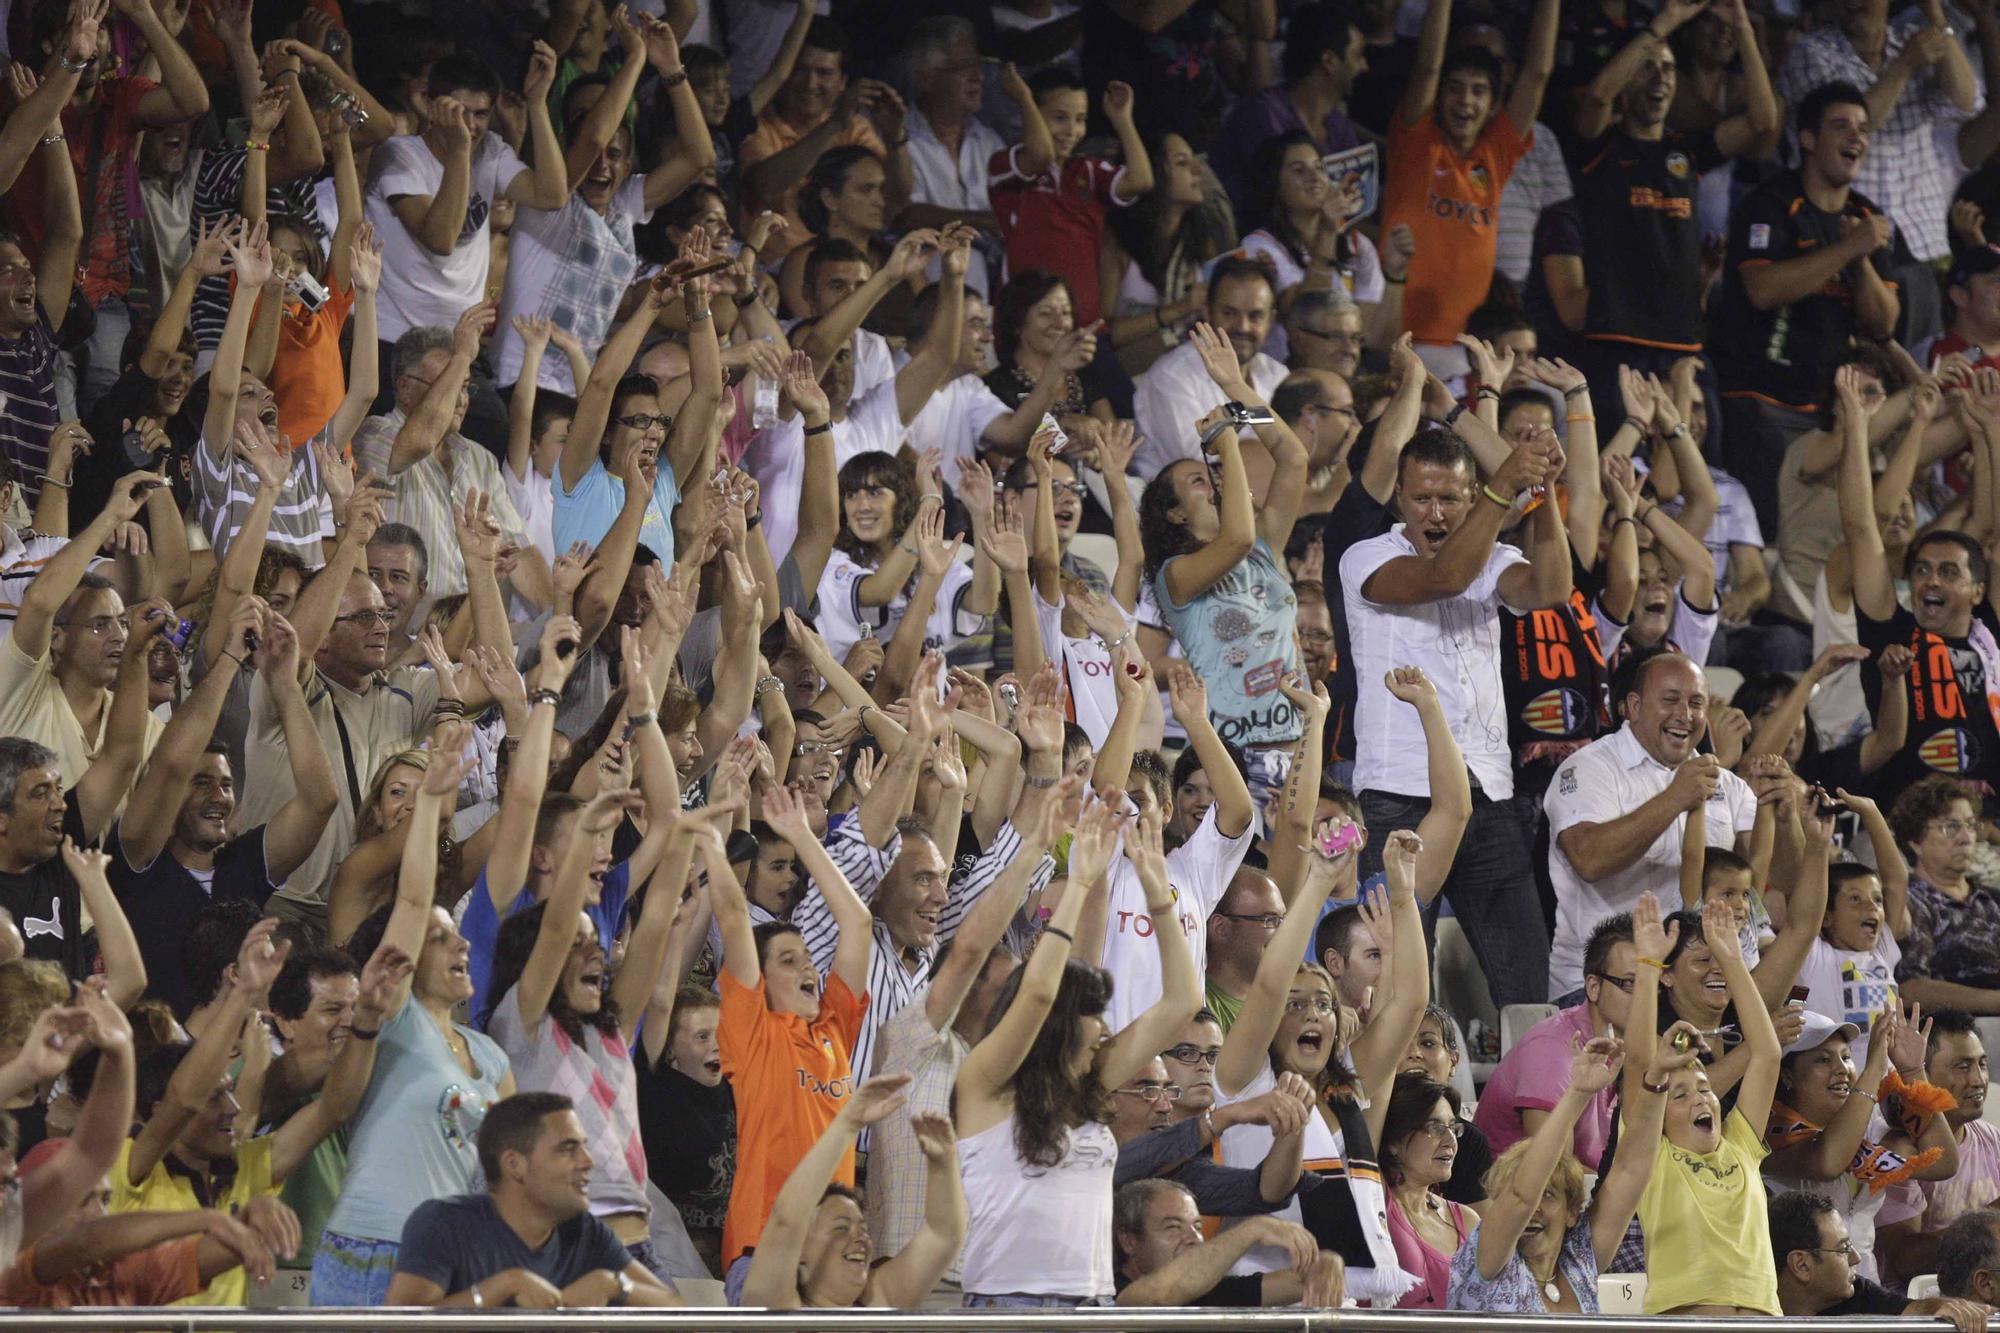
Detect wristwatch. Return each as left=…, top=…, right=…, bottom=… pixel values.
left=609, top=1269, right=634, bottom=1306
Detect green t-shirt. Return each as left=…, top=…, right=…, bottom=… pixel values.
left=278, top=1128, right=348, bottom=1270
left=1205, top=980, right=1244, bottom=1034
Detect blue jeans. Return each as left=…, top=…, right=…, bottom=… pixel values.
left=310, top=1230, right=397, bottom=1306
left=1357, top=784, right=1550, bottom=1009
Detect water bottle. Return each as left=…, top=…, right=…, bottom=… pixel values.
left=751, top=335, right=780, bottom=430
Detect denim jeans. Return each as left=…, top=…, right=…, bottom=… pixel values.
left=1357, top=784, right=1550, bottom=1009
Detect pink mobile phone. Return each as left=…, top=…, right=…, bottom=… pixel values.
left=1315, top=822, right=1363, bottom=857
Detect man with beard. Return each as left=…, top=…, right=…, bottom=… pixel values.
left=9, top=0, right=208, bottom=408
left=1877, top=1012, right=2000, bottom=1284
left=107, top=600, right=337, bottom=1015
left=1570, top=0, right=1775, bottom=409
left=1545, top=653, right=1756, bottom=1002
left=355, top=314, right=547, bottom=607
left=1132, top=257, right=1286, bottom=481
left=1340, top=428, right=1568, bottom=1008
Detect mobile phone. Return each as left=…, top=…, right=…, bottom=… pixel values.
left=1315, top=821, right=1363, bottom=858
left=1788, top=985, right=1811, bottom=1006
left=997, top=682, right=1020, bottom=709
left=1039, top=411, right=1069, bottom=455
left=167, top=618, right=196, bottom=652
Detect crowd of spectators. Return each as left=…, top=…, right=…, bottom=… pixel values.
left=3, top=0, right=2000, bottom=1318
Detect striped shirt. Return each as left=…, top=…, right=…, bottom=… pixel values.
left=0, top=311, right=60, bottom=508
left=350, top=410, right=532, bottom=597
left=191, top=428, right=335, bottom=568
left=864, top=987, right=970, bottom=1282
left=0, top=528, right=105, bottom=644
left=190, top=148, right=325, bottom=351
left=792, top=819, right=1054, bottom=1084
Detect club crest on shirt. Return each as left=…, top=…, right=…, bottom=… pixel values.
left=1749, top=223, right=1772, bottom=251
left=1523, top=687, right=1589, bottom=736
left=1558, top=766, right=1578, bottom=796
left=1666, top=152, right=1690, bottom=179
left=1919, top=727, right=1978, bottom=772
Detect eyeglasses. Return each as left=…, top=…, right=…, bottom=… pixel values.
left=1164, top=1044, right=1221, bottom=1067
left=794, top=742, right=845, bottom=757
left=1931, top=819, right=1977, bottom=836
left=1806, top=1242, right=1861, bottom=1262
left=1214, top=910, right=1284, bottom=929
left=1590, top=973, right=1637, bottom=993
left=1285, top=996, right=1337, bottom=1017
left=54, top=615, right=125, bottom=637
left=334, top=609, right=397, bottom=629
left=1116, top=1083, right=1183, bottom=1104
left=1297, top=328, right=1364, bottom=348
left=1052, top=480, right=1089, bottom=498
left=615, top=412, right=673, bottom=430
left=1414, top=1118, right=1466, bottom=1142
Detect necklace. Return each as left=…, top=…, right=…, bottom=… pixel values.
left=1006, top=361, right=1084, bottom=416
left=1528, top=1258, right=1563, bottom=1305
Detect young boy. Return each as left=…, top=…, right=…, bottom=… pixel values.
left=1796, top=795, right=1910, bottom=1068
left=1681, top=839, right=1772, bottom=968
left=989, top=66, right=1153, bottom=326
left=504, top=316, right=587, bottom=566
left=684, top=0, right=814, bottom=191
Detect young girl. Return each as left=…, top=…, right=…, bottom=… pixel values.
left=952, top=801, right=1199, bottom=1306
left=1212, top=822, right=1428, bottom=1304
left=1626, top=893, right=1782, bottom=1315
left=1234, top=133, right=1380, bottom=358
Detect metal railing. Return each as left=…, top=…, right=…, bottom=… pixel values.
left=0, top=1311, right=1950, bottom=1332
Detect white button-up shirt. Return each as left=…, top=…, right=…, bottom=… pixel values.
left=1340, top=525, right=1524, bottom=801
left=906, top=106, right=1005, bottom=296
left=1543, top=722, right=1758, bottom=998
left=1131, top=338, right=1287, bottom=480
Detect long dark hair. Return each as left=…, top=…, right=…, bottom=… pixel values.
left=834, top=451, right=919, bottom=563
left=1139, top=462, right=1204, bottom=582
left=1248, top=130, right=1321, bottom=267
left=1107, top=133, right=1235, bottom=294
left=1379, top=1071, right=1461, bottom=1186
left=799, top=145, right=882, bottom=236
left=483, top=900, right=619, bottom=1042
left=986, top=957, right=1114, bottom=1168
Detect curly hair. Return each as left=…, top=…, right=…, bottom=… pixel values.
left=1891, top=776, right=1979, bottom=856
left=985, top=957, right=1115, bottom=1168
left=0, top=960, right=71, bottom=1051
left=481, top=900, right=619, bottom=1041
left=1139, top=461, right=1208, bottom=582
left=834, top=451, right=920, bottom=563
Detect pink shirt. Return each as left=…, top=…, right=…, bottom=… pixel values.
left=1472, top=1004, right=1616, bottom=1169
left=1387, top=1192, right=1475, bottom=1309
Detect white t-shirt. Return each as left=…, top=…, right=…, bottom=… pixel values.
left=1664, top=468, right=1764, bottom=598
left=1340, top=525, right=1526, bottom=799
left=1543, top=723, right=1759, bottom=998
left=1797, top=933, right=1902, bottom=1069
left=742, top=380, right=902, bottom=566
left=1098, top=805, right=1253, bottom=1033
left=501, top=458, right=555, bottom=566
left=364, top=131, right=527, bottom=341
left=1131, top=338, right=1288, bottom=481
left=903, top=372, right=1010, bottom=491
left=1594, top=585, right=1722, bottom=671
left=1030, top=586, right=1131, bottom=748
left=1214, top=1061, right=1342, bottom=1274
left=815, top=547, right=979, bottom=669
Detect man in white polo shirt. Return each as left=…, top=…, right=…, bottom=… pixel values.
left=1544, top=651, right=1757, bottom=1003
left=1338, top=426, right=1569, bottom=1009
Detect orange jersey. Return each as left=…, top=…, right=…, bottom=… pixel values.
left=1381, top=113, right=1532, bottom=345
left=717, top=967, right=867, bottom=1265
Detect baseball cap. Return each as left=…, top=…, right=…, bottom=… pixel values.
left=1783, top=1010, right=1861, bottom=1057
left=1948, top=244, right=2000, bottom=290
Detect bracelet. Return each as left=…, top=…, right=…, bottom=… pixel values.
left=803, top=420, right=832, bottom=437
left=58, top=52, right=90, bottom=72
left=1105, top=629, right=1133, bottom=653
left=1563, top=383, right=1590, bottom=400
left=220, top=650, right=245, bottom=669
left=529, top=688, right=561, bottom=707
left=273, top=67, right=300, bottom=81
left=1622, top=415, right=1647, bottom=433
left=39, top=473, right=69, bottom=488
left=349, top=1025, right=381, bottom=1041
left=469, top=1282, right=483, bottom=1309
left=687, top=306, right=712, bottom=322
left=733, top=288, right=758, bottom=307
left=1479, top=483, right=1513, bottom=508
left=432, top=700, right=467, bottom=715
left=1475, top=386, right=1500, bottom=401
left=1023, top=772, right=1059, bottom=789
left=755, top=675, right=785, bottom=696
left=1641, top=1074, right=1670, bottom=1094
left=660, top=67, right=689, bottom=88
left=1567, top=413, right=1596, bottom=423
left=1636, top=503, right=1657, bottom=523
left=245, top=139, right=272, bottom=152
left=1852, top=1086, right=1879, bottom=1104
left=1443, top=402, right=1468, bottom=428
left=1613, top=515, right=1637, bottom=528
left=746, top=509, right=762, bottom=527
left=38, top=132, right=64, bottom=146
left=625, top=710, right=657, bottom=731
left=1043, top=925, right=1074, bottom=943
left=1669, top=422, right=1691, bottom=439
left=1635, top=955, right=1667, bottom=970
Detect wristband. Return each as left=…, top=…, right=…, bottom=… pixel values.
left=746, top=509, right=762, bottom=527
left=1567, top=413, right=1596, bottom=423
left=1042, top=925, right=1074, bottom=943
left=1480, top=483, right=1513, bottom=508
left=625, top=710, right=657, bottom=733
left=1641, top=1074, right=1670, bottom=1094
left=245, top=139, right=272, bottom=152
left=1563, top=383, right=1590, bottom=400
left=660, top=67, right=689, bottom=88
left=1023, top=772, right=1058, bottom=789
left=1614, top=515, right=1637, bottom=528
left=1636, top=503, right=1657, bottom=524
left=529, top=688, right=562, bottom=707
left=1475, top=386, right=1500, bottom=401
left=1443, top=402, right=1468, bottom=429
left=898, top=539, right=918, bottom=557
left=349, top=1025, right=381, bottom=1041
left=272, top=67, right=300, bottom=82
left=803, top=420, right=832, bottom=436
left=1669, top=422, right=1691, bottom=439
left=1635, top=955, right=1667, bottom=970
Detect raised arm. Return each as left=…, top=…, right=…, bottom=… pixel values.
left=121, top=0, right=209, bottom=126
left=255, top=614, right=341, bottom=883
left=63, top=843, right=144, bottom=1010
left=1348, top=831, right=1431, bottom=1144
left=1360, top=437, right=1549, bottom=605
left=1386, top=667, right=1472, bottom=905
left=1098, top=809, right=1203, bottom=1088
left=201, top=221, right=275, bottom=463
left=377, top=725, right=475, bottom=1015
left=516, top=786, right=642, bottom=1028
left=22, top=985, right=134, bottom=1249
left=1217, top=827, right=1352, bottom=1097
left=1102, top=81, right=1153, bottom=202
left=1507, top=0, right=1559, bottom=135
left=324, top=224, right=383, bottom=452
left=1397, top=0, right=1452, bottom=126
left=394, top=106, right=474, bottom=256
left=763, top=783, right=873, bottom=995
left=0, top=1, right=96, bottom=194
left=15, top=473, right=157, bottom=660
left=1477, top=1038, right=1624, bottom=1279
left=265, top=940, right=411, bottom=1184
left=1164, top=664, right=1253, bottom=837
left=997, top=61, right=1055, bottom=178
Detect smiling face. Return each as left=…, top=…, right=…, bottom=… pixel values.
left=579, top=126, right=635, bottom=215
left=1274, top=969, right=1338, bottom=1077
left=1292, top=311, right=1364, bottom=379
left=1437, top=68, right=1496, bottom=151
left=1395, top=457, right=1473, bottom=557
left=800, top=1190, right=871, bottom=1304
left=367, top=542, right=426, bottom=631
left=607, top=386, right=668, bottom=484
left=1631, top=548, right=1679, bottom=647
left=1020, top=284, right=1075, bottom=360
left=1164, top=459, right=1221, bottom=543
left=878, top=836, right=948, bottom=953
left=371, top=762, right=425, bottom=837
left=669, top=1001, right=723, bottom=1086
left=179, top=1075, right=242, bottom=1163
left=1802, top=102, right=1870, bottom=188
left=780, top=44, right=847, bottom=123
left=1621, top=48, right=1678, bottom=130
left=1038, top=87, right=1089, bottom=160
left=414, top=906, right=474, bottom=1004
left=1823, top=873, right=1884, bottom=952
left=1277, top=142, right=1329, bottom=215
left=1627, top=656, right=1707, bottom=767
left=958, top=295, right=996, bottom=375
left=276, top=970, right=359, bottom=1084
left=1662, top=936, right=1728, bottom=1023
left=558, top=911, right=608, bottom=1016
left=746, top=837, right=804, bottom=917
left=841, top=470, right=901, bottom=549
left=0, top=242, right=36, bottom=337
left=1663, top=1064, right=1724, bottom=1152
left=52, top=587, right=128, bottom=690
left=1927, top=1029, right=1989, bottom=1125
left=667, top=718, right=704, bottom=785
left=174, top=752, right=237, bottom=854
left=1785, top=1035, right=1860, bottom=1124
left=1045, top=458, right=1086, bottom=542
left=1705, top=866, right=1756, bottom=934
left=140, top=118, right=194, bottom=177
left=1297, top=596, right=1335, bottom=681
left=1909, top=537, right=1986, bottom=637
left=1207, top=273, right=1276, bottom=366
left=1171, top=767, right=1214, bottom=841
left=153, top=346, right=194, bottom=417
left=1403, top=1014, right=1459, bottom=1083
left=762, top=928, right=823, bottom=1019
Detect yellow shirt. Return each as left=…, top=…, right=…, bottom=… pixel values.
left=111, top=1135, right=277, bottom=1306
left=0, top=635, right=164, bottom=789
left=1635, top=1108, right=1780, bottom=1314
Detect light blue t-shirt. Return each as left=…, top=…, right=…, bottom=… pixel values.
left=1155, top=537, right=1302, bottom=748
left=321, top=997, right=510, bottom=1245
left=553, top=456, right=681, bottom=565
left=463, top=861, right=633, bottom=1029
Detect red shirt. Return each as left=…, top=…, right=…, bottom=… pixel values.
left=2, top=76, right=157, bottom=306
left=1930, top=328, right=2000, bottom=373
left=988, top=145, right=1131, bottom=326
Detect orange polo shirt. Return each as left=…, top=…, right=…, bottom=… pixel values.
left=1381, top=112, right=1533, bottom=346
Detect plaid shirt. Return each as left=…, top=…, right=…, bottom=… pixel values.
left=864, top=988, right=970, bottom=1283
left=1778, top=19, right=1980, bottom=261
left=351, top=409, right=532, bottom=597
left=492, top=182, right=647, bottom=395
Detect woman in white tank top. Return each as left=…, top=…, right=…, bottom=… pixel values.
left=952, top=802, right=1202, bottom=1305
left=1211, top=822, right=1430, bottom=1304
